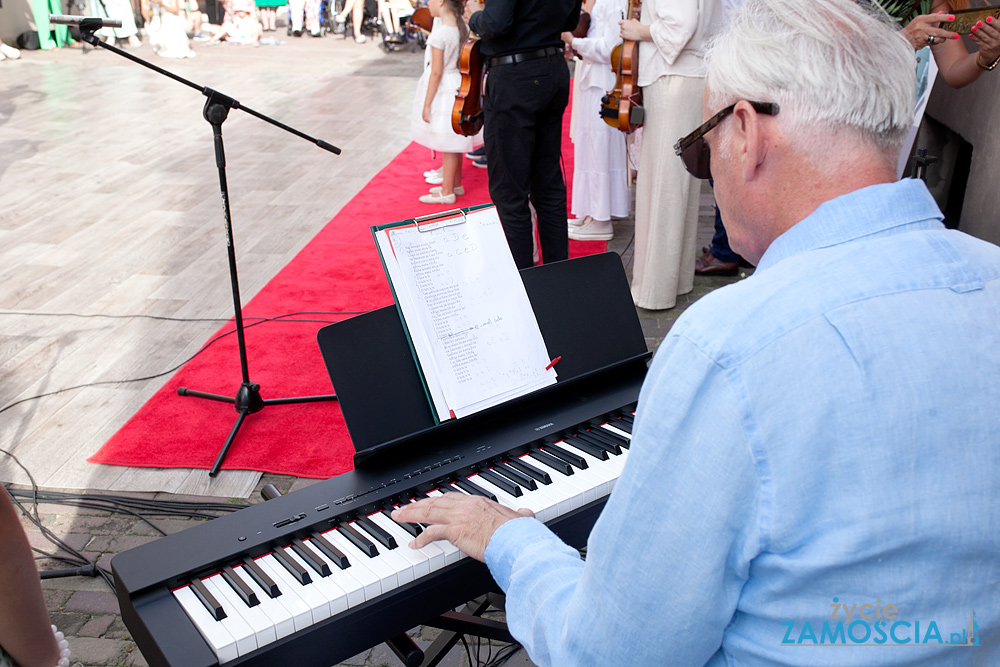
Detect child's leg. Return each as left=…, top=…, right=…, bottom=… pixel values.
left=441, top=152, right=461, bottom=196
left=453, top=153, right=463, bottom=188
left=352, top=0, right=363, bottom=39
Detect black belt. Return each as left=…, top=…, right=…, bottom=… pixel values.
left=487, top=46, right=563, bottom=69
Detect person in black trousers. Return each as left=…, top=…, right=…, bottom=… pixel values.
left=466, top=0, right=582, bottom=269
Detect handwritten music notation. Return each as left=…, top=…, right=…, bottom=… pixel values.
left=375, top=206, right=556, bottom=421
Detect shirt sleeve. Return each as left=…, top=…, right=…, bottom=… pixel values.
left=570, top=1, right=619, bottom=65
left=646, top=0, right=699, bottom=65
left=484, top=333, right=763, bottom=666
left=468, top=0, right=516, bottom=40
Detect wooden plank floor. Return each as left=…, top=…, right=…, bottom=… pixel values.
left=0, top=33, right=424, bottom=496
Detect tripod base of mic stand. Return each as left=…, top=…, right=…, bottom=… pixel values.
left=177, top=382, right=337, bottom=477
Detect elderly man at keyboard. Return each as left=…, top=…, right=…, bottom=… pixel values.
left=394, top=0, right=1000, bottom=664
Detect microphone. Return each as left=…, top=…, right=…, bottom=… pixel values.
left=49, top=14, right=124, bottom=29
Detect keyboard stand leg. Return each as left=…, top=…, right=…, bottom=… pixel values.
left=418, top=594, right=517, bottom=667
left=386, top=633, right=424, bottom=667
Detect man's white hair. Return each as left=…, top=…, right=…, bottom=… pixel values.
left=706, top=0, right=916, bottom=153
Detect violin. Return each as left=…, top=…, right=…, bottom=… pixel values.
left=600, top=0, right=643, bottom=133
left=452, top=28, right=485, bottom=136
left=408, top=6, right=433, bottom=36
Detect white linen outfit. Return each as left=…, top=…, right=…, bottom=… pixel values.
left=630, top=0, right=719, bottom=310
left=568, top=0, right=631, bottom=223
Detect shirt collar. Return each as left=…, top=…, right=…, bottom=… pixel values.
left=755, top=179, right=944, bottom=271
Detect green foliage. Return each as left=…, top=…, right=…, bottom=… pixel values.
left=872, top=0, right=934, bottom=23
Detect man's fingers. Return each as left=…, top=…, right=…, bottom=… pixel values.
left=410, top=522, right=449, bottom=550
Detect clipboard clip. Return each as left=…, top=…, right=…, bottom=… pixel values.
left=414, top=208, right=467, bottom=232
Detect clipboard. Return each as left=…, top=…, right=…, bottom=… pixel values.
left=370, top=203, right=556, bottom=424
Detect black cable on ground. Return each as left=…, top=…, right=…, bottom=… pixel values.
left=0, top=308, right=371, bottom=417
left=2, top=447, right=254, bottom=594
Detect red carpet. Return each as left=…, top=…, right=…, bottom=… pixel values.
left=90, top=109, right=601, bottom=479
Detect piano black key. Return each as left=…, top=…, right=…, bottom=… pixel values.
left=452, top=477, right=498, bottom=502
left=336, top=521, right=380, bottom=558
left=613, top=416, right=633, bottom=433
left=575, top=429, right=622, bottom=454
left=493, top=461, right=537, bottom=490
left=507, top=456, right=553, bottom=484
left=541, top=443, right=588, bottom=470
left=583, top=425, right=628, bottom=451
left=437, top=484, right=462, bottom=494
left=355, top=515, right=398, bottom=550
left=528, top=449, right=573, bottom=476
left=381, top=507, right=422, bottom=537
left=190, top=576, right=227, bottom=621
left=222, top=565, right=260, bottom=608
left=291, top=538, right=332, bottom=577
left=242, top=556, right=281, bottom=598
left=390, top=499, right=430, bottom=532
left=618, top=411, right=634, bottom=423
left=272, top=546, right=312, bottom=585
left=562, top=435, right=610, bottom=460
left=309, top=531, right=351, bottom=570
left=478, top=468, right=523, bottom=497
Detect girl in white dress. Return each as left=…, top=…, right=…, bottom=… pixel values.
left=410, top=0, right=476, bottom=204
left=562, top=0, right=631, bottom=240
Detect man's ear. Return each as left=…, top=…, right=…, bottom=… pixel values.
left=733, top=100, right=767, bottom=182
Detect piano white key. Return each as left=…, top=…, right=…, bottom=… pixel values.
left=517, top=454, right=586, bottom=515
left=489, top=466, right=566, bottom=523
left=301, top=538, right=367, bottom=608
left=367, top=512, right=433, bottom=578
left=425, top=490, right=468, bottom=564
left=319, top=529, right=381, bottom=600
left=173, top=584, right=239, bottom=663
left=231, top=565, right=296, bottom=640
left=350, top=518, right=417, bottom=585
left=257, top=555, right=330, bottom=625
left=202, top=576, right=263, bottom=656
left=556, top=441, right=621, bottom=496
left=209, top=573, right=275, bottom=646
left=471, top=474, right=552, bottom=520
left=324, top=528, right=400, bottom=595
left=281, top=547, right=351, bottom=616
left=375, top=510, right=448, bottom=572
left=549, top=442, right=608, bottom=502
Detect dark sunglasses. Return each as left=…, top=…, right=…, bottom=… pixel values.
left=673, top=101, right=780, bottom=180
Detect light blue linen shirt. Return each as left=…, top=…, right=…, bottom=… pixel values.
left=485, top=179, right=1000, bottom=666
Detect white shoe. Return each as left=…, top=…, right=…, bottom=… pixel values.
left=355, top=34, right=367, bottom=43
left=568, top=216, right=590, bottom=228
left=0, top=43, right=19, bottom=60
left=429, top=185, right=464, bottom=196
left=568, top=217, right=613, bottom=241
left=423, top=167, right=442, bottom=179
left=425, top=173, right=444, bottom=185
left=419, top=192, right=456, bottom=204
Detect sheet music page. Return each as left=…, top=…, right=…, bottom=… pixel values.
left=376, top=231, right=452, bottom=422
left=378, top=206, right=557, bottom=420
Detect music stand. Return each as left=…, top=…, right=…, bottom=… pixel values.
left=68, top=17, right=341, bottom=476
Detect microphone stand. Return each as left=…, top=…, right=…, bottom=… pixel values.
left=73, top=18, right=341, bottom=476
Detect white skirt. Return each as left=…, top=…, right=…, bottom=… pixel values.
left=411, top=70, right=481, bottom=154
